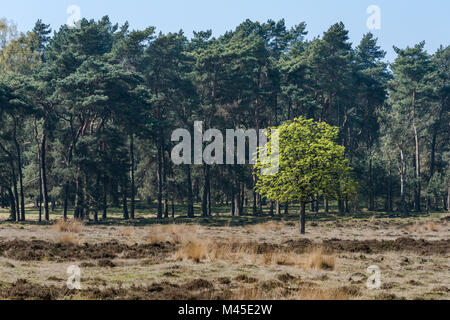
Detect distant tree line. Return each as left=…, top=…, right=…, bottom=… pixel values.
left=0, top=16, right=448, bottom=222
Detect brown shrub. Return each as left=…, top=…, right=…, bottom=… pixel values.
left=407, top=221, right=441, bottom=233
left=175, top=237, right=208, bottom=263
left=56, top=233, right=79, bottom=245
left=302, top=247, right=336, bottom=271
left=120, top=228, right=133, bottom=237
left=297, top=287, right=357, bottom=300
left=147, top=224, right=200, bottom=244
left=244, top=221, right=284, bottom=233
left=53, top=219, right=83, bottom=233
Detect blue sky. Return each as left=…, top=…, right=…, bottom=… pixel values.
left=2, top=0, right=449, bottom=61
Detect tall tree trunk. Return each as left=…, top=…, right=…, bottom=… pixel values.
left=231, top=185, right=235, bottom=216
left=74, top=166, right=82, bottom=219
left=234, top=187, right=242, bottom=216
left=7, top=187, right=16, bottom=221
left=186, top=165, right=194, bottom=218
left=122, top=182, right=129, bottom=220
left=63, top=183, right=69, bottom=220
left=13, top=120, right=25, bottom=221
left=276, top=201, right=280, bottom=215
left=83, top=175, right=89, bottom=220
left=299, top=202, right=306, bottom=235
left=208, top=179, right=212, bottom=216
left=338, top=200, right=344, bottom=214
left=368, top=156, right=374, bottom=211
left=399, top=149, right=407, bottom=213
left=428, top=100, right=444, bottom=210
left=171, top=199, right=175, bottom=218
left=38, top=150, right=42, bottom=222
left=324, top=198, right=329, bottom=213
left=240, top=183, right=244, bottom=214
left=102, top=180, right=107, bottom=220
left=447, top=183, right=450, bottom=213
left=386, top=158, right=393, bottom=212
left=156, top=141, right=163, bottom=219
left=162, top=140, right=169, bottom=219
left=252, top=175, right=257, bottom=215
left=16, top=150, right=25, bottom=221
left=202, top=165, right=209, bottom=217
left=41, top=131, right=50, bottom=221
left=129, top=134, right=135, bottom=219
left=412, top=90, right=421, bottom=211
left=11, top=167, right=19, bottom=222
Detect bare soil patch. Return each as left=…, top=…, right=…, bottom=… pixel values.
left=286, top=237, right=450, bottom=255
left=0, top=240, right=174, bottom=262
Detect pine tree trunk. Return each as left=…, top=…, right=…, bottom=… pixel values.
left=171, top=199, right=175, bottom=218
left=231, top=185, right=235, bottom=216
left=208, top=181, right=212, bottom=216
left=447, top=184, right=450, bottom=213
left=7, top=187, right=16, bottom=221
left=234, top=190, right=241, bottom=216
left=252, top=175, right=257, bottom=215
left=13, top=120, right=25, bottom=221
left=129, top=134, right=135, bottom=219
left=12, top=167, right=19, bottom=222
left=412, top=90, right=421, bottom=212
left=122, top=182, right=129, bottom=220
left=41, top=132, right=50, bottom=221
left=102, top=181, right=107, bottom=220
left=399, top=149, right=407, bottom=213
left=38, top=152, right=42, bottom=222
left=63, top=183, right=69, bottom=220
left=156, top=141, right=163, bottom=219
left=163, top=141, right=169, bottom=219
left=74, top=166, right=82, bottom=219
left=338, top=200, right=344, bottom=214
left=202, top=165, right=209, bottom=217
left=368, top=156, right=374, bottom=211
left=83, top=175, right=89, bottom=220
left=387, top=158, right=393, bottom=212
left=186, top=165, right=194, bottom=218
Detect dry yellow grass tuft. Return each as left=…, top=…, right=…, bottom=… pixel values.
left=175, top=236, right=208, bottom=263
left=407, top=221, right=441, bottom=233
left=244, top=221, right=284, bottom=233
left=261, top=251, right=303, bottom=266
left=150, top=224, right=336, bottom=268
left=53, top=219, right=83, bottom=233
left=147, top=224, right=200, bottom=244
left=232, top=286, right=273, bottom=300
left=302, top=247, right=336, bottom=271
left=297, top=287, right=354, bottom=300
left=232, top=285, right=356, bottom=300
left=121, top=227, right=133, bottom=237
left=56, top=233, right=79, bottom=245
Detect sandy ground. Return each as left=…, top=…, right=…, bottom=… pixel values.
left=0, top=211, right=448, bottom=300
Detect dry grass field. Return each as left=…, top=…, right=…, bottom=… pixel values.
left=0, top=209, right=448, bottom=300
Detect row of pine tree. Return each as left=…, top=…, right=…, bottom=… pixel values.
left=0, top=17, right=448, bottom=222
